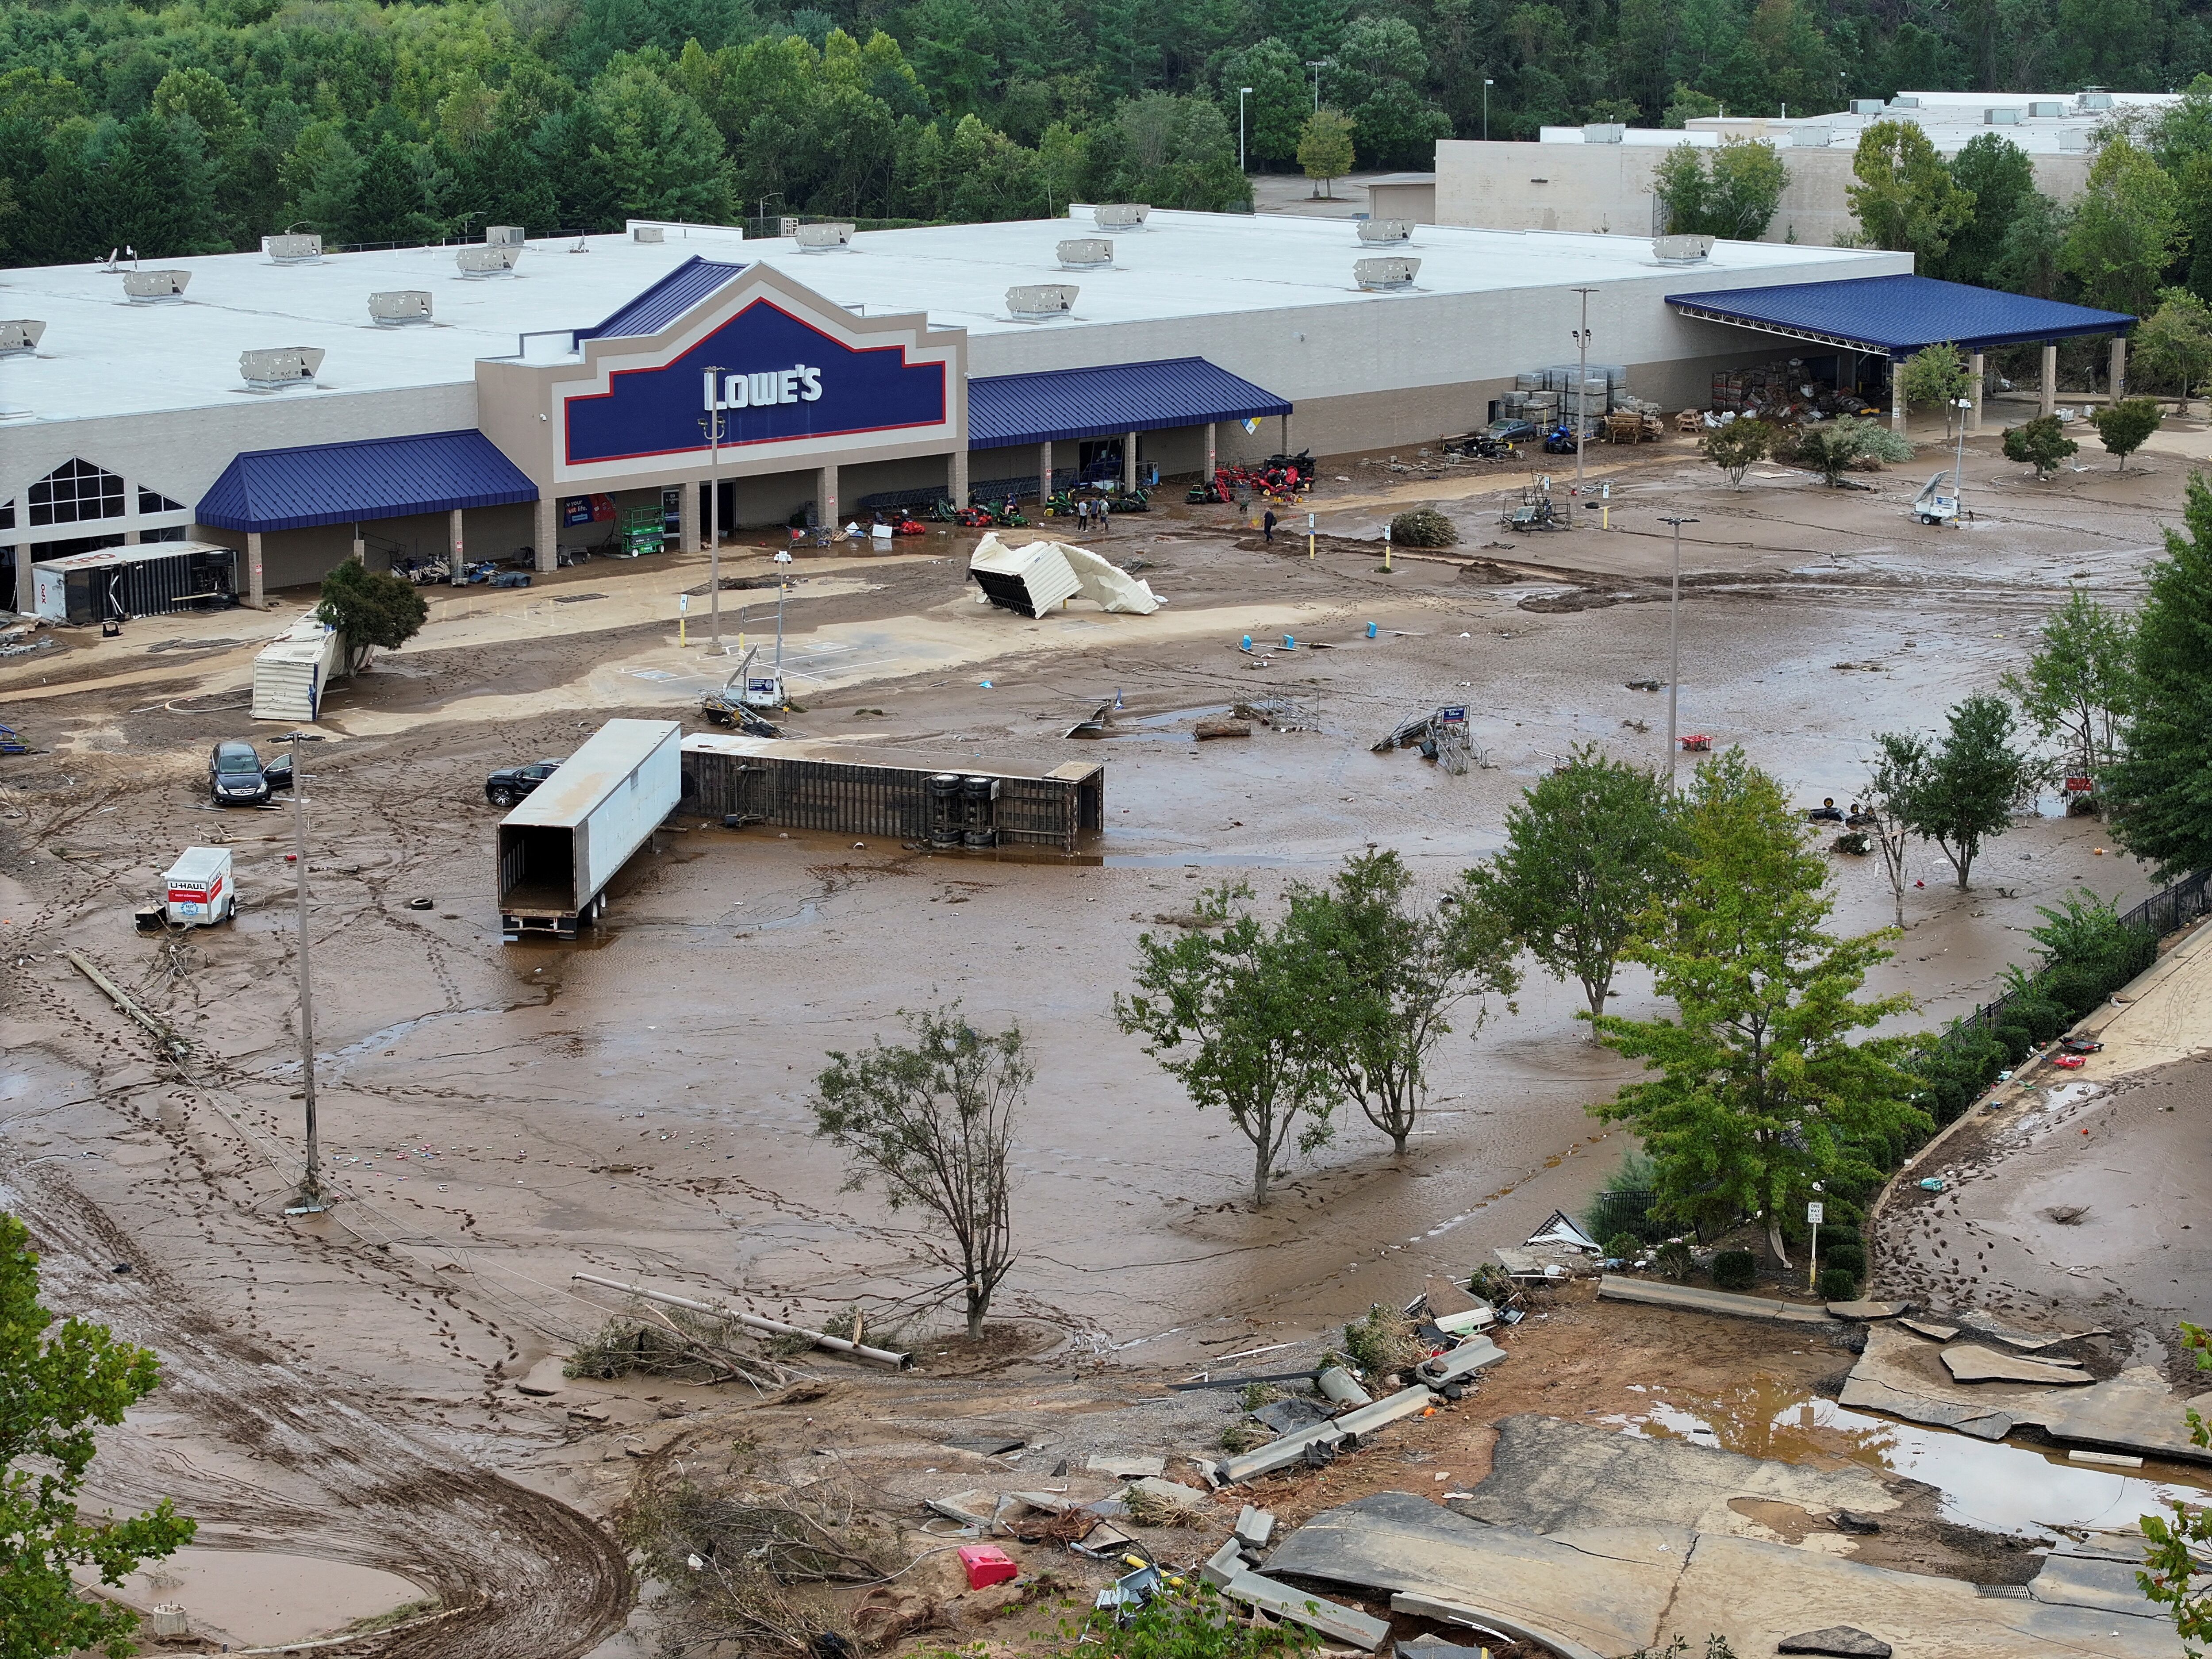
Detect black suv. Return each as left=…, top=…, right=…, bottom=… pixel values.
left=486, top=759, right=564, bottom=809
left=209, top=740, right=292, bottom=806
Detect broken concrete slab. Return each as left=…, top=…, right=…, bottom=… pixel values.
left=1940, top=1343, right=2097, bottom=1386
left=1777, top=1628, right=1892, bottom=1657
left=1220, top=1425, right=1348, bottom=1483
left=1124, top=1476, right=1210, bottom=1517
left=1332, top=1382, right=1443, bottom=1436
left=1824, top=1299, right=1909, bottom=1320
left=1086, top=1452, right=1166, bottom=1479
left=2028, top=1548, right=2172, bottom=1619
left=1220, top=1568, right=1390, bottom=1650
left=1447, top=1415, right=1908, bottom=1537
left=926, top=1490, right=1002, bottom=1530
left=1251, top=1396, right=1332, bottom=1435
left=1390, top=1592, right=1606, bottom=1659
left=1596, top=1275, right=1837, bottom=1325
left=1202, top=1539, right=1245, bottom=1588
left=1317, top=1366, right=1374, bottom=1408
left=1417, top=1336, right=1506, bottom=1386
left=1234, top=1505, right=1275, bottom=1551
left=516, top=1356, right=570, bottom=1396
left=1423, top=1274, right=1482, bottom=1317
left=1899, top=1318, right=1960, bottom=1341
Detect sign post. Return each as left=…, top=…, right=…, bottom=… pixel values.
left=1382, top=521, right=1392, bottom=572
left=1307, top=511, right=1316, bottom=561
left=1806, top=1199, right=1824, bottom=1294
left=678, top=590, right=689, bottom=648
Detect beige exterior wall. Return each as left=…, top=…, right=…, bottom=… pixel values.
left=1434, top=139, right=2094, bottom=248
left=1368, top=181, right=1439, bottom=225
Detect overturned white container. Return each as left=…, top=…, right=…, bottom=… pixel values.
left=252, top=611, right=348, bottom=722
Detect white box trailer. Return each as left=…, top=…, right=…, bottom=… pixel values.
left=161, top=847, right=236, bottom=926
left=251, top=612, right=348, bottom=722
left=497, top=719, right=681, bottom=941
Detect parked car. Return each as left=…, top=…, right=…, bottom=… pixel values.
left=486, top=758, right=565, bottom=808
left=1486, top=418, right=1539, bottom=445
left=208, top=740, right=290, bottom=806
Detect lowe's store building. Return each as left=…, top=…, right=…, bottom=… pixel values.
left=0, top=208, right=2131, bottom=614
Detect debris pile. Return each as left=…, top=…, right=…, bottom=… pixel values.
left=968, top=533, right=1161, bottom=617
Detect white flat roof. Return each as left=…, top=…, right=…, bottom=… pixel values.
left=0, top=210, right=1891, bottom=426
left=1544, top=88, right=2180, bottom=154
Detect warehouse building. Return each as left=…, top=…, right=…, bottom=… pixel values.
left=0, top=206, right=2113, bottom=616
left=1434, top=89, right=2177, bottom=246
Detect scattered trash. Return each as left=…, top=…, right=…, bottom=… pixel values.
left=956, top=1544, right=1018, bottom=1589
left=406, top=897, right=434, bottom=910
left=1918, top=1177, right=1947, bottom=1192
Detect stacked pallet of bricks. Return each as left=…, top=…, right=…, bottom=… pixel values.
left=1710, top=358, right=1818, bottom=416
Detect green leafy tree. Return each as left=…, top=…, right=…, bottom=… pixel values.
left=1662, top=83, right=1721, bottom=128
left=1795, top=415, right=1911, bottom=486
left=1116, top=882, right=1337, bottom=1206
left=2001, top=588, right=2135, bottom=788
left=1652, top=143, right=1710, bottom=236
left=2138, top=1320, right=2212, bottom=1650
left=2092, top=396, right=2164, bottom=472
left=1703, top=417, right=1770, bottom=488
left=1655, top=138, right=1788, bottom=240
left=1993, top=189, right=2074, bottom=298
left=2002, top=414, right=2078, bottom=478
left=1281, top=850, right=1520, bottom=1156
left=316, top=561, right=428, bottom=675
left=1464, top=745, right=1684, bottom=1025
left=2062, top=134, right=2183, bottom=319
left=811, top=1005, right=1025, bottom=1338
left=2, top=1212, right=196, bottom=1659
left=2105, top=472, right=2212, bottom=879
left=1591, top=750, right=1924, bottom=1265
left=1942, top=132, right=2035, bottom=287
left=1295, top=107, right=1354, bottom=198
left=351, top=132, right=433, bottom=246
left=1216, top=38, right=1307, bottom=166
left=1846, top=119, right=1975, bottom=265
left=1863, top=731, right=1928, bottom=927
left=589, top=59, right=729, bottom=222
left=1329, top=16, right=1452, bottom=170
left=1887, top=693, right=2033, bottom=891
left=1898, top=342, right=1971, bottom=436
left=2135, top=289, right=2212, bottom=414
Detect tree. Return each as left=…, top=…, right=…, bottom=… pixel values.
left=1863, top=732, right=1928, bottom=927
left=2001, top=588, right=2135, bottom=788
left=1215, top=38, right=1306, bottom=166
left=589, top=58, right=729, bottom=223
left=2138, top=1320, right=2212, bottom=1649
left=811, top=1005, right=1024, bottom=1339
left=1890, top=694, right=2032, bottom=891
left=1898, top=342, right=1970, bottom=438
left=316, top=561, right=428, bottom=674
left=2, top=1212, right=196, bottom=1658
left=1656, top=138, right=1788, bottom=241
left=1794, top=415, right=1911, bottom=486
left=1591, top=749, right=1924, bottom=1266
left=1993, top=190, right=2074, bottom=299
left=1282, top=850, right=1520, bottom=1156
left=1463, top=745, right=1683, bottom=1026
left=2092, top=396, right=2164, bottom=471
left=2104, top=472, right=2212, bottom=879
left=1295, top=107, right=1354, bottom=198
left=1942, top=132, right=2035, bottom=287
left=1846, top=119, right=1974, bottom=265
left=1651, top=143, right=1710, bottom=236
left=2134, top=289, right=2212, bottom=414
left=2002, top=414, right=2078, bottom=478
left=2062, top=135, right=2183, bottom=319
left=1702, top=417, right=1770, bottom=488
left=1116, top=882, right=1336, bottom=1206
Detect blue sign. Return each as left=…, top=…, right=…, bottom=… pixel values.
left=564, top=299, right=948, bottom=467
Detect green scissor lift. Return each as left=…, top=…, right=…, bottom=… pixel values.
left=619, top=504, right=666, bottom=557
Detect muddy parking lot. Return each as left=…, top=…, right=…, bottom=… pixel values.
left=1, top=427, right=2200, bottom=1653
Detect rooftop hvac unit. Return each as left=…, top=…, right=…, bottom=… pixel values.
left=1093, top=204, right=1149, bottom=231
left=1889, top=96, right=1920, bottom=109
left=2060, top=129, right=2089, bottom=150
left=369, top=289, right=434, bottom=326
left=633, top=225, right=665, bottom=243
left=0, top=319, right=44, bottom=355
left=485, top=225, right=525, bottom=245
left=1652, top=234, right=1715, bottom=264
left=1006, top=283, right=1077, bottom=320
left=262, top=233, right=323, bottom=264
left=1058, top=237, right=1113, bottom=269
left=1582, top=123, right=1625, bottom=143
left=1357, top=219, right=1413, bottom=245
left=240, top=346, right=324, bottom=390
left=1850, top=98, right=1885, bottom=115
left=1985, top=107, right=2022, bottom=124
left=457, top=245, right=521, bottom=277
left=2080, top=89, right=2114, bottom=109
left=122, top=269, right=190, bottom=302
left=1355, top=257, right=1420, bottom=291
left=795, top=222, right=855, bottom=251
left=2028, top=100, right=2066, bottom=117
left=1790, top=125, right=1833, bottom=146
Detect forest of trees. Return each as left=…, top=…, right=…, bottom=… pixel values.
left=8, top=0, right=2212, bottom=266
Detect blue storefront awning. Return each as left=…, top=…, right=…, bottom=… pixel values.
left=1667, top=275, right=2135, bottom=355
left=969, top=357, right=1291, bottom=450
left=197, top=430, right=539, bottom=533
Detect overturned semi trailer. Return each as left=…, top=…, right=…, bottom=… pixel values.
left=680, top=734, right=1104, bottom=855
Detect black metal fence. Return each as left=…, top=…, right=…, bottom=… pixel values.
left=1585, top=1188, right=1666, bottom=1245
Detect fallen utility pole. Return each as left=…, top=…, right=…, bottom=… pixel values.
left=571, top=1273, right=910, bottom=1368
left=66, top=951, right=189, bottom=1062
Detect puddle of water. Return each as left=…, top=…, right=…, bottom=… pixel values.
left=1610, top=1372, right=2208, bottom=1537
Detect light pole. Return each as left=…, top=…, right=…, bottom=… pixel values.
left=699, top=365, right=726, bottom=652
left=1570, top=287, right=1597, bottom=495
left=1951, top=396, right=1972, bottom=524
left=1239, top=86, right=1254, bottom=174
left=1659, top=517, right=1696, bottom=791
left=1306, top=60, right=1329, bottom=112
left=283, top=729, right=329, bottom=1214
left=1483, top=78, right=1494, bottom=141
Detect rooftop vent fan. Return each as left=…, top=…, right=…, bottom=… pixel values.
left=1357, top=219, right=1413, bottom=246
left=263, top=233, right=323, bottom=265
left=1093, top=204, right=1149, bottom=231
left=1006, top=283, right=1077, bottom=321
left=240, top=346, right=325, bottom=390
left=795, top=222, right=856, bottom=252
left=1354, top=257, right=1420, bottom=292
left=1057, top=237, right=1113, bottom=270
left=369, top=289, right=434, bottom=326
left=1652, top=234, right=1716, bottom=264
left=0, top=319, right=45, bottom=356
left=485, top=225, right=525, bottom=246
left=122, top=270, right=190, bottom=303
left=457, top=245, right=521, bottom=278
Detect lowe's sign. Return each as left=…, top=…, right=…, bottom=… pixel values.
left=563, top=297, right=948, bottom=467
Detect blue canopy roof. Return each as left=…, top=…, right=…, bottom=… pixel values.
left=197, top=430, right=538, bottom=533
left=579, top=256, right=747, bottom=343
left=1667, top=275, right=2134, bottom=354
left=969, top=357, right=1290, bottom=450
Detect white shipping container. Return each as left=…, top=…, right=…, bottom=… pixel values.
left=251, top=612, right=348, bottom=721
left=498, top=718, right=682, bottom=939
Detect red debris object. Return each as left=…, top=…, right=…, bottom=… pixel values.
left=1679, top=733, right=1713, bottom=752
left=2053, top=1053, right=2087, bottom=1068
left=957, top=1545, right=1018, bottom=1590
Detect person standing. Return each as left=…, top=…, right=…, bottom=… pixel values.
left=1099, top=497, right=1111, bottom=533
left=1263, top=508, right=1278, bottom=543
